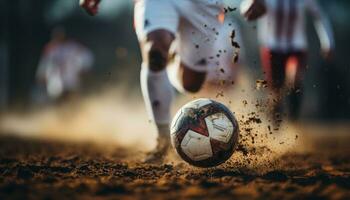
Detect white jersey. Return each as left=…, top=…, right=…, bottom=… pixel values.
left=258, top=0, right=334, bottom=52
left=37, top=40, right=93, bottom=98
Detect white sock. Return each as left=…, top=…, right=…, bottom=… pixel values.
left=140, top=64, right=174, bottom=135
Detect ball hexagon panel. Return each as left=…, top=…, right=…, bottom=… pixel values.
left=205, top=112, right=234, bottom=143
left=180, top=130, right=213, bottom=161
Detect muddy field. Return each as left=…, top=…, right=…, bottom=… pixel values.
left=0, top=124, right=350, bottom=200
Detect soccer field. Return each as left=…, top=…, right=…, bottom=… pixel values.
left=0, top=124, right=349, bottom=200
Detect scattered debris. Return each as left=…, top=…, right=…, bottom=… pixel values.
left=256, top=79, right=268, bottom=90
left=224, top=6, right=237, bottom=13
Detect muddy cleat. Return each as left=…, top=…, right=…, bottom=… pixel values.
left=143, top=134, right=171, bottom=164
left=143, top=124, right=171, bottom=164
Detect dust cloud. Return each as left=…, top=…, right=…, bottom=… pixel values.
left=0, top=73, right=304, bottom=169
left=0, top=88, right=156, bottom=151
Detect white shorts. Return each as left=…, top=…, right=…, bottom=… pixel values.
left=134, top=0, right=233, bottom=73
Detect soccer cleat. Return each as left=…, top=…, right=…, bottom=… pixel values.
left=143, top=133, right=171, bottom=164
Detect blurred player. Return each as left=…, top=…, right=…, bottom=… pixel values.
left=36, top=27, right=94, bottom=103
left=241, top=0, right=334, bottom=126
left=80, top=0, right=239, bottom=163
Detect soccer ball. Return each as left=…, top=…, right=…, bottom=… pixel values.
left=170, top=98, right=239, bottom=167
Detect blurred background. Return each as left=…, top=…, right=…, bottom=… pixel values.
left=1, top=2, right=350, bottom=199
left=0, top=0, right=349, bottom=136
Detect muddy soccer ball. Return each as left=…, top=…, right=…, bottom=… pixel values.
left=170, top=98, right=239, bottom=167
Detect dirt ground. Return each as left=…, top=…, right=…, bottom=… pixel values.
left=0, top=124, right=350, bottom=200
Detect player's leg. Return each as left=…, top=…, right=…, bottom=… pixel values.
left=167, top=51, right=207, bottom=94
left=167, top=49, right=207, bottom=94
left=261, top=48, right=286, bottom=127
left=134, top=0, right=179, bottom=162
left=139, top=30, right=175, bottom=162
left=140, top=29, right=175, bottom=126
left=285, top=52, right=307, bottom=121
left=177, top=64, right=207, bottom=93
